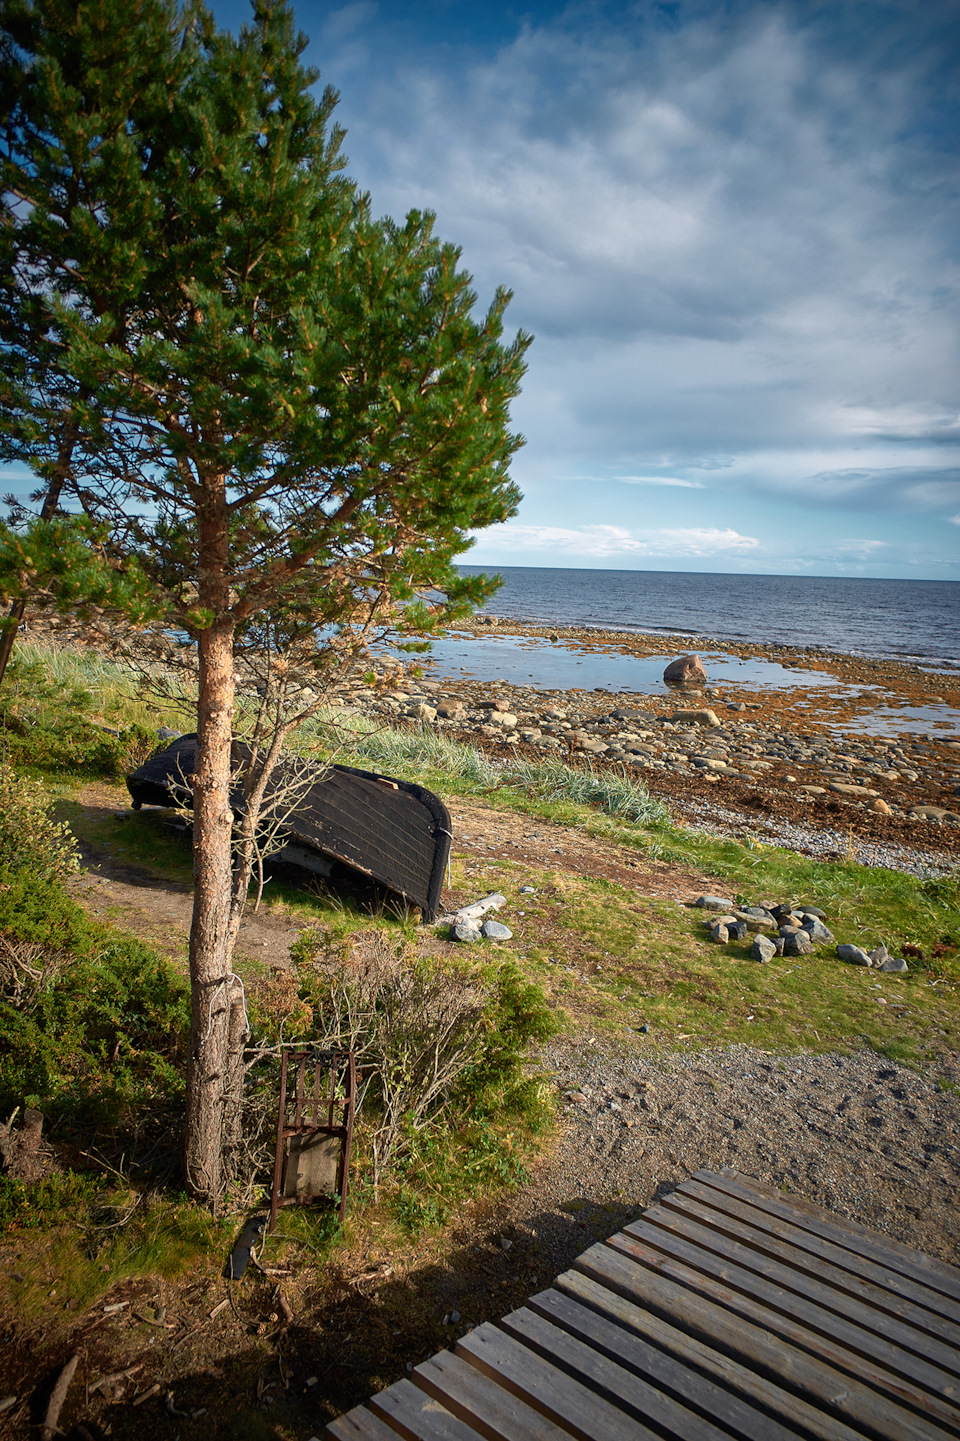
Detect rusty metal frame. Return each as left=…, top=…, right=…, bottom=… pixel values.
left=269, top=1046, right=355, bottom=1234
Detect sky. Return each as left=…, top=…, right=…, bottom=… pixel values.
left=261, top=0, right=960, bottom=581
left=12, top=0, right=959, bottom=580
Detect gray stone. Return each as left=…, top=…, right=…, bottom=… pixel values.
left=837, top=944, right=873, bottom=966
left=751, top=934, right=777, bottom=963
left=801, top=906, right=828, bottom=919
left=693, top=895, right=735, bottom=911
left=670, top=708, right=721, bottom=728
left=480, top=919, right=513, bottom=940
left=710, top=923, right=730, bottom=945
left=452, top=920, right=481, bottom=943
left=733, top=911, right=777, bottom=933
left=829, top=782, right=880, bottom=798
left=410, top=702, right=437, bottom=722
left=878, top=957, right=909, bottom=973
left=158, top=726, right=183, bottom=740
left=802, top=917, right=835, bottom=945
left=868, top=945, right=890, bottom=966
left=728, top=921, right=749, bottom=941
left=783, top=930, right=814, bottom=956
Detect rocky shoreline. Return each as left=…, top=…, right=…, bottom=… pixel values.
left=331, top=618, right=960, bottom=872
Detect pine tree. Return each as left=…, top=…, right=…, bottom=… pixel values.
left=0, top=0, right=530, bottom=1204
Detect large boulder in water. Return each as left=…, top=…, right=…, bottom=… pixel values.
left=663, top=653, right=707, bottom=686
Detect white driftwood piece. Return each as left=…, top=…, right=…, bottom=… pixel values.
left=435, top=892, right=508, bottom=927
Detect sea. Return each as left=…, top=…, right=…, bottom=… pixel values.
left=456, top=567, right=959, bottom=667
left=409, top=569, right=960, bottom=735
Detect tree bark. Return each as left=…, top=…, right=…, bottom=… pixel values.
left=183, top=482, right=247, bottom=1208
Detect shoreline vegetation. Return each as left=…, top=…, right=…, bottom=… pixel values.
left=0, top=618, right=957, bottom=1435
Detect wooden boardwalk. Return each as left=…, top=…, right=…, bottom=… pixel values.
left=327, top=1168, right=960, bottom=1441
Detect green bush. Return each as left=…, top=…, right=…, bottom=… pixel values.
left=287, top=930, right=559, bottom=1225
left=0, top=870, right=188, bottom=1121
left=0, top=768, right=80, bottom=880
left=0, top=653, right=154, bottom=775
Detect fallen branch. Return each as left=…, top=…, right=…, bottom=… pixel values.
left=40, top=1352, right=78, bottom=1441
left=131, top=1383, right=160, bottom=1407
left=87, top=1363, right=144, bottom=1396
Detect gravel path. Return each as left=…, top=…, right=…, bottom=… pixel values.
left=488, top=1038, right=960, bottom=1282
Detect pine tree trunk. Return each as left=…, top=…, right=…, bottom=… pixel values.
left=183, top=489, right=247, bottom=1208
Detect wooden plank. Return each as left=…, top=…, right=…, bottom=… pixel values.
left=696, top=1170, right=960, bottom=1305
left=674, top=1175, right=960, bottom=1335
left=457, top=1321, right=661, bottom=1441
left=414, top=1349, right=598, bottom=1441
left=371, top=1378, right=488, bottom=1441
left=555, top=1268, right=868, bottom=1441
left=521, top=1289, right=804, bottom=1441
left=618, top=1213, right=960, bottom=1407
left=656, top=1189, right=960, bottom=1362
left=327, top=1405, right=407, bottom=1441
left=499, top=1306, right=735, bottom=1441
left=576, top=1239, right=960, bottom=1440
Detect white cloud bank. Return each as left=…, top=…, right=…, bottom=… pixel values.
left=471, top=523, right=759, bottom=558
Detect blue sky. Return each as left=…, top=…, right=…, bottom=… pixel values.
left=11, top=0, right=958, bottom=579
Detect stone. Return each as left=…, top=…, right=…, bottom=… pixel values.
left=157, top=726, right=183, bottom=740
left=751, top=934, right=776, bottom=963
left=798, top=785, right=827, bottom=794
left=437, top=702, right=466, bottom=719
left=480, top=919, right=513, bottom=940
left=452, top=920, right=482, bottom=943
left=783, top=930, right=813, bottom=956
left=663, top=654, right=707, bottom=686
left=733, top=911, right=776, bottom=932
left=837, top=944, right=873, bottom=966
left=670, top=708, right=721, bottom=728
left=868, top=945, right=889, bottom=966
left=802, top=917, right=835, bottom=945
left=728, top=921, right=749, bottom=941
left=908, top=805, right=946, bottom=820
left=878, top=957, right=909, bottom=973
left=410, top=702, right=437, bottom=722
left=828, top=782, right=880, bottom=798
left=710, top=923, right=730, bottom=945
left=486, top=711, right=517, bottom=728
left=692, top=895, right=735, bottom=911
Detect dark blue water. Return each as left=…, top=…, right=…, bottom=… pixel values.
left=457, top=567, right=960, bottom=667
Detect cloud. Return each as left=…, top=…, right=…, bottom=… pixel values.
left=306, top=0, right=959, bottom=574
left=472, top=523, right=759, bottom=558
left=615, top=476, right=705, bottom=488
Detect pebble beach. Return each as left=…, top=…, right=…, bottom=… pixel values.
left=337, top=615, right=960, bottom=875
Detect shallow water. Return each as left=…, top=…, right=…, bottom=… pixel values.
left=420, top=630, right=849, bottom=694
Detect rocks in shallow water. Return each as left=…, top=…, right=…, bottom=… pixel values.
left=752, top=934, right=776, bottom=963
left=837, top=943, right=872, bottom=966
left=663, top=653, right=707, bottom=686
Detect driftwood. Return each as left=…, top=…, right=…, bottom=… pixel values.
left=40, top=1352, right=78, bottom=1441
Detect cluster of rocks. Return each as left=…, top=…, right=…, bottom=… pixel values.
left=330, top=672, right=960, bottom=827
left=692, top=894, right=908, bottom=970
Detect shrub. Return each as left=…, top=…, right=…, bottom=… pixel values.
left=287, top=930, right=559, bottom=1206
left=0, top=872, right=188, bottom=1125
left=0, top=769, right=80, bottom=881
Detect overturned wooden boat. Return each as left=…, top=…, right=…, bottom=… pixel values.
left=126, top=733, right=452, bottom=922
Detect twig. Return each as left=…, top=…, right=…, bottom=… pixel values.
left=87, top=1362, right=144, bottom=1396
left=131, top=1383, right=160, bottom=1407
left=40, top=1352, right=78, bottom=1441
